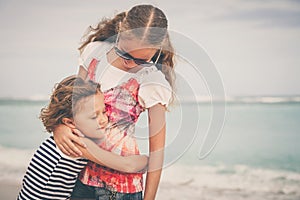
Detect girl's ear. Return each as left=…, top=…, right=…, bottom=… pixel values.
left=62, top=118, right=76, bottom=129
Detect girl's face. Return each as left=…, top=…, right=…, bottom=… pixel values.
left=115, top=37, right=158, bottom=71
left=73, top=93, right=108, bottom=139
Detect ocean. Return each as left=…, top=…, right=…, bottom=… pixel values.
left=0, top=98, right=300, bottom=199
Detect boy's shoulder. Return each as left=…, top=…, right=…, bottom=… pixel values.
left=39, top=136, right=86, bottom=162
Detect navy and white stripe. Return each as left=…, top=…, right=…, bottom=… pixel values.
left=18, top=136, right=88, bottom=200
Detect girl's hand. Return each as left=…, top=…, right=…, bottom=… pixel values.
left=53, top=124, right=86, bottom=157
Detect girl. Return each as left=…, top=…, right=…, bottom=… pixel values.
left=18, top=76, right=148, bottom=200
left=54, top=4, right=175, bottom=200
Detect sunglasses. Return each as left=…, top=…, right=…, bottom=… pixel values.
left=114, top=46, right=161, bottom=66
left=114, top=30, right=162, bottom=67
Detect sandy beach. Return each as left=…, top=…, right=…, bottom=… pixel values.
left=3, top=180, right=300, bottom=200
left=0, top=182, right=21, bottom=200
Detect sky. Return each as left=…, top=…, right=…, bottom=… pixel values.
left=0, top=0, right=300, bottom=99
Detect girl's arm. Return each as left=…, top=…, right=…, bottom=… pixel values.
left=76, top=138, right=148, bottom=173
left=143, top=104, right=166, bottom=200
left=53, top=124, right=148, bottom=173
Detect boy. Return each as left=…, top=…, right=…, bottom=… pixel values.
left=18, top=76, right=147, bottom=200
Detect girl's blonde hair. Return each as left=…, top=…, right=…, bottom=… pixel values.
left=79, top=4, right=175, bottom=103
left=40, top=76, right=101, bottom=133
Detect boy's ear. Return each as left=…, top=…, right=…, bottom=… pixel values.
left=62, top=118, right=76, bottom=129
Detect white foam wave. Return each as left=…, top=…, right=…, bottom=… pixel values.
left=0, top=146, right=34, bottom=184
left=156, top=164, right=300, bottom=200
left=179, top=95, right=300, bottom=104
left=228, top=96, right=300, bottom=104
left=2, top=146, right=300, bottom=199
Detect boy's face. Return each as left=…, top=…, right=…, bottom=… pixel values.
left=74, top=93, right=108, bottom=139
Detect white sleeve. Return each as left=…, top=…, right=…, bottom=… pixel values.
left=138, top=70, right=172, bottom=108
left=78, top=41, right=109, bottom=71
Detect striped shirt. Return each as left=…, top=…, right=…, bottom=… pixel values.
left=18, top=136, right=88, bottom=200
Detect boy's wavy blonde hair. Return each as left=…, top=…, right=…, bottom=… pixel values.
left=40, top=75, right=101, bottom=133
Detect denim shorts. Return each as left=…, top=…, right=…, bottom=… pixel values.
left=71, top=179, right=95, bottom=199
left=71, top=179, right=143, bottom=200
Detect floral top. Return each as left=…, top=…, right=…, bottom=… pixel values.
left=78, top=41, right=172, bottom=193
left=79, top=77, right=144, bottom=192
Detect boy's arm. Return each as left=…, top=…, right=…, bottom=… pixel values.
left=75, top=137, right=148, bottom=173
